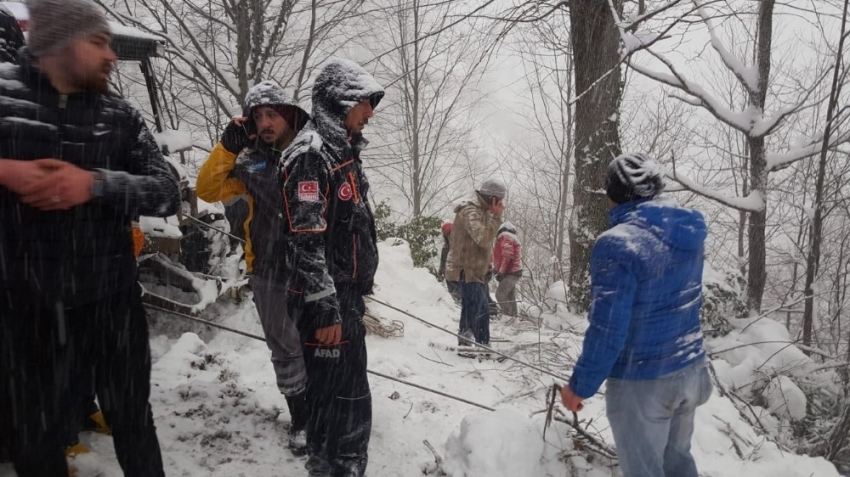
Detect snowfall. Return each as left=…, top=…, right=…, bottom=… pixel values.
left=0, top=240, right=844, bottom=477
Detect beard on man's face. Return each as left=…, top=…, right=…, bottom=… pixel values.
left=259, top=128, right=278, bottom=144
left=70, top=61, right=112, bottom=94
left=260, top=127, right=296, bottom=148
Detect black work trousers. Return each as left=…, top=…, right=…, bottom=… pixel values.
left=0, top=283, right=164, bottom=477
left=294, top=285, right=372, bottom=477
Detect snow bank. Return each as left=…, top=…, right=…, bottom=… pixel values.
left=372, top=238, right=455, bottom=315
left=694, top=391, right=839, bottom=477
left=545, top=280, right=568, bottom=306
left=707, top=318, right=826, bottom=393
left=7, top=237, right=838, bottom=477
left=764, top=375, right=807, bottom=421
left=442, top=410, right=544, bottom=477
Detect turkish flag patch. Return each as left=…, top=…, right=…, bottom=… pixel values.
left=298, top=181, right=320, bottom=202
left=338, top=182, right=353, bottom=201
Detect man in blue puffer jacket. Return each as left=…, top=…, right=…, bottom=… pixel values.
left=561, top=153, right=713, bottom=477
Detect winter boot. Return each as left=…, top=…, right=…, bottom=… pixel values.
left=288, top=428, right=308, bottom=456
left=306, top=454, right=332, bottom=477
left=331, top=455, right=368, bottom=477
left=81, top=410, right=112, bottom=436
left=458, top=329, right=474, bottom=346
left=285, top=392, right=309, bottom=456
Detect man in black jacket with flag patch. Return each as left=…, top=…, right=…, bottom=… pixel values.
left=0, top=0, right=179, bottom=475
left=279, top=57, right=384, bottom=477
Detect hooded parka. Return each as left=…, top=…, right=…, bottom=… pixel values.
left=493, top=222, right=522, bottom=277
left=196, top=81, right=308, bottom=279
left=279, top=58, right=384, bottom=331
left=278, top=58, right=383, bottom=477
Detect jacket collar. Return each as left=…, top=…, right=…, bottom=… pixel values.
left=316, top=123, right=368, bottom=165
left=608, top=197, right=652, bottom=228
left=241, top=140, right=286, bottom=167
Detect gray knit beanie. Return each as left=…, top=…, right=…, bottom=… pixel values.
left=478, top=178, right=507, bottom=199
left=26, top=0, right=111, bottom=57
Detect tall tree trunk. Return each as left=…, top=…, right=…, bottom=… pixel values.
left=293, top=0, right=318, bottom=102
left=567, top=0, right=622, bottom=311
left=801, top=0, right=848, bottom=349
left=233, top=0, right=251, bottom=104
left=747, top=138, right=768, bottom=312
left=738, top=142, right=749, bottom=279
left=556, top=49, right=574, bottom=269
left=411, top=0, right=423, bottom=218
left=746, top=0, right=775, bottom=313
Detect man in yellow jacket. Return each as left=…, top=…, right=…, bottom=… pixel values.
left=196, top=81, right=310, bottom=453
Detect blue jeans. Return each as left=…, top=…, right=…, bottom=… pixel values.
left=605, top=359, right=712, bottom=477
left=459, top=281, right=490, bottom=344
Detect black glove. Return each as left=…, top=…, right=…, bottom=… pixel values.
left=220, top=119, right=254, bottom=153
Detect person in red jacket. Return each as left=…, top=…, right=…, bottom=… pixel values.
left=493, top=222, right=522, bottom=317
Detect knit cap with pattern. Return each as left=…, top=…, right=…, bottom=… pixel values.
left=26, top=0, right=110, bottom=57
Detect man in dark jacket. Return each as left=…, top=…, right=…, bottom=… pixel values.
left=561, top=153, right=711, bottom=477
left=0, top=0, right=180, bottom=475
left=279, top=57, right=383, bottom=477
left=197, top=80, right=311, bottom=453
left=0, top=4, right=24, bottom=64
left=0, top=5, right=23, bottom=462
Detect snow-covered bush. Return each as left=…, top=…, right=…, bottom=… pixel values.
left=764, top=375, right=808, bottom=421
left=701, top=264, right=748, bottom=337
left=374, top=201, right=443, bottom=275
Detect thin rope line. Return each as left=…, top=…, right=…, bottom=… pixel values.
left=367, top=297, right=570, bottom=382
left=143, top=302, right=497, bottom=412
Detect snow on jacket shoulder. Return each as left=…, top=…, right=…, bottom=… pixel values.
left=493, top=232, right=522, bottom=275
left=569, top=198, right=708, bottom=399
left=446, top=195, right=501, bottom=284
left=279, top=58, right=383, bottom=331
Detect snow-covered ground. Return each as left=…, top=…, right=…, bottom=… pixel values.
left=0, top=240, right=842, bottom=476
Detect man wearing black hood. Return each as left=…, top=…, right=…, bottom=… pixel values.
left=279, top=57, right=384, bottom=477
left=197, top=80, right=311, bottom=454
